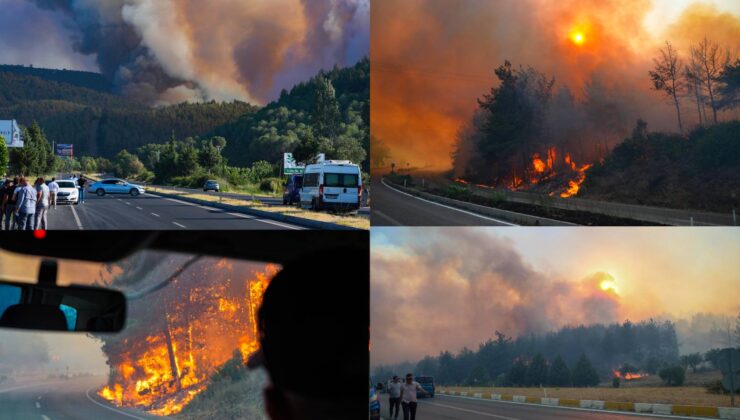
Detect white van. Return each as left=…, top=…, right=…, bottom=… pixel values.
left=299, top=160, right=363, bottom=212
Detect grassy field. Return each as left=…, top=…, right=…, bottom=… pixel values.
left=440, top=372, right=735, bottom=407
left=151, top=186, right=369, bottom=229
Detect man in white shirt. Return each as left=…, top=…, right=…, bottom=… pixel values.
left=48, top=177, right=59, bottom=209
left=400, top=373, right=428, bottom=420
left=387, top=376, right=402, bottom=419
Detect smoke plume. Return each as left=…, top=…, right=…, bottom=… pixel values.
left=371, top=229, right=622, bottom=365
left=371, top=0, right=740, bottom=169
left=12, top=0, right=369, bottom=105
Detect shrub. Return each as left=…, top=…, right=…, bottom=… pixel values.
left=658, top=365, right=685, bottom=386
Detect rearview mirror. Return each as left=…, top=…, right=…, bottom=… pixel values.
left=0, top=260, right=126, bottom=332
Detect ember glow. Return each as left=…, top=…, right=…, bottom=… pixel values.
left=613, top=369, right=649, bottom=380
left=97, top=261, right=279, bottom=415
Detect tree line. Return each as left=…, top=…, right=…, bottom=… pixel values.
left=373, top=320, right=683, bottom=388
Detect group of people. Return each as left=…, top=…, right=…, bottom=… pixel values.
left=0, top=174, right=87, bottom=230
left=386, top=374, right=430, bottom=420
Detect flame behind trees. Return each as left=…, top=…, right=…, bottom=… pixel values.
left=94, top=257, right=279, bottom=415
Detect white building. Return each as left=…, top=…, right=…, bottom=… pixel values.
left=0, top=120, right=23, bottom=148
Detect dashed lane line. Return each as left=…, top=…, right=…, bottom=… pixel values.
left=172, top=221, right=187, bottom=228
left=150, top=213, right=160, bottom=217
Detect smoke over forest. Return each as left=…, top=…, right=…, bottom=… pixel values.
left=371, top=0, right=740, bottom=170
left=1, top=0, right=369, bottom=105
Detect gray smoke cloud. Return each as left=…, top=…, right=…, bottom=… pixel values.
left=371, top=229, right=621, bottom=365
left=12, top=0, right=369, bottom=105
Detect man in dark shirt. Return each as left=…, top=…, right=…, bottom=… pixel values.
left=78, top=175, right=87, bottom=203
left=1, top=178, right=18, bottom=230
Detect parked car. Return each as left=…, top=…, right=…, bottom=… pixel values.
left=203, top=180, right=220, bottom=192
left=416, top=376, right=435, bottom=398
left=282, top=175, right=303, bottom=205
left=53, top=180, right=79, bottom=205
left=299, top=161, right=362, bottom=212
left=89, top=179, right=146, bottom=196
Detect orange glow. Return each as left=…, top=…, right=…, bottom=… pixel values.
left=97, top=263, right=279, bottom=415
left=571, top=31, right=585, bottom=45
left=599, top=279, right=619, bottom=294
left=613, top=369, right=648, bottom=380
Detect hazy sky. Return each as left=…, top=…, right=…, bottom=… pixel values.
left=371, top=0, right=740, bottom=169
left=371, top=227, right=740, bottom=365
left=0, top=0, right=369, bottom=105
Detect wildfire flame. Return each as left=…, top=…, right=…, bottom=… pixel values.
left=612, top=370, right=648, bottom=380
left=98, top=263, right=280, bottom=415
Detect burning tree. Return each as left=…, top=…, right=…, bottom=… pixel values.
left=93, top=256, right=278, bottom=415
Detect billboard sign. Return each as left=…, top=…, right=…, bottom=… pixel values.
left=0, top=120, right=23, bottom=148
left=283, top=153, right=304, bottom=175
left=56, top=144, right=74, bottom=157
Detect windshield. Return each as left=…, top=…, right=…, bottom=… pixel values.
left=56, top=181, right=76, bottom=188
left=0, top=249, right=281, bottom=418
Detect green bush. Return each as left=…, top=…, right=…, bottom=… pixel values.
left=259, top=178, right=282, bottom=193
left=658, top=365, right=685, bottom=386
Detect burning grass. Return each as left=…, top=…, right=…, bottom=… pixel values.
left=149, top=187, right=369, bottom=230
left=97, top=261, right=279, bottom=416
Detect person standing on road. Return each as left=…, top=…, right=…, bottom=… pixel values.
left=2, top=178, right=18, bottom=230
left=77, top=175, right=87, bottom=203
left=388, top=375, right=402, bottom=419
left=35, top=177, right=50, bottom=230
left=14, top=177, right=37, bottom=230
left=400, top=373, right=428, bottom=420
left=48, top=177, right=59, bottom=209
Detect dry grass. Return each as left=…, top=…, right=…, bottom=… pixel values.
left=441, top=383, right=734, bottom=408
left=150, top=187, right=369, bottom=229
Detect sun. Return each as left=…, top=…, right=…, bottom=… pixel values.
left=599, top=278, right=619, bottom=294
left=571, top=32, right=585, bottom=45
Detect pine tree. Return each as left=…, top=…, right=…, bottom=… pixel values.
left=525, top=353, right=548, bottom=387
left=548, top=355, right=571, bottom=387
left=572, top=353, right=600, bottom=387
left=313, top=76, right=341, bottom=139
left=507, top=359, right=527, bottom=386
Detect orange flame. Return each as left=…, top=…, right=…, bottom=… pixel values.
left=612, top=370, right=648, bottom=380
left=97, top=263, right=280, bottom=415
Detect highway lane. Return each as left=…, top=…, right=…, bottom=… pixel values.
left=370, top=177, right=515, bottom=226
left=0, top=376, right=160, bottom=420
left=42, top=192, right=304, bottom=230
left=380, top=394, right=701, bottom=420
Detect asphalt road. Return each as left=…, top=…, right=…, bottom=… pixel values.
left=370, top=177, right=515, bottom=226
left=0, top=376, right=160, bottom=420
left=40, top=192, right=304, bottom=230
left=380, top=394, right=696, bottom=420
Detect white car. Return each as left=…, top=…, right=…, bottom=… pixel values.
left=53, top=180, right=80, bottom=205
left=299, top=160, right=362, bottom=212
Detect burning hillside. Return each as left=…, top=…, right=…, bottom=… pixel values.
left=96, top=259, right=279, bottom=416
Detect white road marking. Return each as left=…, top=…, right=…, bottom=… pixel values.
left=125, top=202, right=131, bottom=205
left=85, top=387, right=149, bottom=420
left=437, top=394, right=707, bottom=420
left=35, top=401, right=40, bottom=409
left=69, top=204, right=83, bottom=230
left=41, top=415, right=51, bottom=420
left=150, top=212, right=160, bottom=217
left=426, top=402, right=518, bottom=419
left=172, top=222, right=187, bottom=228
left=199, top=205, right=222, bottom=212
left=380, top=178, right=518, bottom=226
left=228, top=211, right=303, bottom=229
left=135, top=206, right=143, bottom=210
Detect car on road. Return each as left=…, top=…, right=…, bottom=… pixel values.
left=53, top=180, right=80, bottom=205
left=282, top=175, right=303, bottom=205
left=417, top=376, right=435, bottom=398
left=89, top=178, right=146, bottom=196
left=299, top=161, right=362, bottom=212
left=203, top=180, right=220, bottom=192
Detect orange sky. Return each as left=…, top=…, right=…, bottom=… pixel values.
left=371, top=0, right=740, bottom=170
left=371, top=227, right=740, bottom=365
